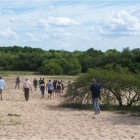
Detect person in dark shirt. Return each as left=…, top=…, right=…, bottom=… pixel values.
left=89, top=79, right=101, bottom=115
left=60, top=80, right=64, bottom=94
left=39, top=78, right=42, bottom=91
left=53, top=80, right=57, bottom=96
left=33, top=78, right=38, bottom=91
left=15, top=76, right=20, bottom=89
left=56, top=81, right=62, bottom=98
left=40, top=80, right=45, bottom=98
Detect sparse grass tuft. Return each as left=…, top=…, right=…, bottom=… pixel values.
left=0, top=71, right=37, bottom=76
left=113, top=111, right=128, bottom=114
left=7, top=113, right=20, bottom=117
left=4, top=121, right=22, bottom=126
left=0, top=120, right=3, bottom=123
left=0, top=119, right=22, bottom=126
left=60, top=103, right=93, bottom=110
left=60, top=103, right=140, bottom=114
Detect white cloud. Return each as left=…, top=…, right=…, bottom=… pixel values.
left=62, top=43, right=70, bottom=47
left=45, top=16, right=79, bottom=26
left=0, top=28, right=18, bottom=39
left=45, top=27, right=67, bottom=33
left=130, top=6, right=140, bottom=16
left=48, top=5, right=54, bottom=10
left=88, top=27, right=95, bottom=32
left=36, top=16, right=79, bottom=28
left=0, top=1, right=140, bottom=52
left=42, top=34, right=49, bottom=40
left=37, top=19, right=49, bottom=28
left=98, top=10, right=140, bottom=37
left=9, top=19, right=31, bottom=24
left=2, top=10, right=14, bottom=15
left=52, top=31, right=72, bottom=40
left=82, top=37, right=91, bottom=41
left=54, top=42, right=72, bottom=52
left=25, top=33, right=40, bottom=42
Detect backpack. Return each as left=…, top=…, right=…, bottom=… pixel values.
left=57, top=83, right=61, bottom=90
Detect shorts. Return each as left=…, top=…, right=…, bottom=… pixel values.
left=48, top=90, right=52, bottom=94
left=57, top=90, right=61, bottom=93
left=0, top=90, right=2, bottom=94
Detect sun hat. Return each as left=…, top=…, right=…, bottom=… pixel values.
left=92, top=79, right=96, bottom=83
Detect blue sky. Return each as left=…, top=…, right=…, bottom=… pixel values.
left=0, top=0, right=140, bottom=52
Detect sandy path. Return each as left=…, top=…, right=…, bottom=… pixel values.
left=0, top=76, right=140, bottom=140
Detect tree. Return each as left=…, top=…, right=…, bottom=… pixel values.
left=40, top=59, right=63, bottom=75
left=62, top=68, right=140, bottom=106
left=77, top=54, right=93, bottom=73
left=67, top=58, right=81, bottom=75
left=56, top=58, right=69, bottom=74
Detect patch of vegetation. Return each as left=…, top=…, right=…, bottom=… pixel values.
left=0, top=71, right=36, bottom=76
left=130, top=114, right=140, bottom=117
left=60, top=103, right=140, bottom=114
left=0, top=120, right=3, bottom=123
left=100, top=104, right=140, bottom=113
left=44, top=75, right=77, bottom=81
left=62, top=68, right=140, bottom=116
left=4, top=121, right=22, bottom=126
left=0, top=119, right=22, bottom=126
left=113, top=111, right=128, bottom=114
left=7, top=113, right=20, bottom=117
left=60, top=103, right=93, bottom=110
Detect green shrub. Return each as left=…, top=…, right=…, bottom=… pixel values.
left=62, top=68, right=140, bottom=107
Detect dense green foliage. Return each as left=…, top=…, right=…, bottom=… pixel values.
left=0, top=46, right=140, bottom=75
left=0, top=45, right=140, bottom=110
left=62, top=67, right=140, bottom=107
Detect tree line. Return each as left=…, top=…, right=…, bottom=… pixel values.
left=0, top=46, right=140, bottom=75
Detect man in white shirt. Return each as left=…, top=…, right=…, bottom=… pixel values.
left=23, top=78, right=32, bottom=101
left=0, top=77, right=6, bottom=100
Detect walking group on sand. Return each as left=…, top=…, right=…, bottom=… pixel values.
left=22, top=77, right=65, bottom=101
left=33, top=78, right=65, bottom=99
left=0, top=76, right=101, bottom=115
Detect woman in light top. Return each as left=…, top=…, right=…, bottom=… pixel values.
left=0, top=77, right=6, bottom=100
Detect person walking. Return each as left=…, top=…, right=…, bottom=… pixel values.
left=43, top=78, right=47, bottom=91
left=39, top=78, right=42, bottom=91
left=15, top=76, right=20, bottom=89
left=67, top=81, right=72, bottom=92
left=33, top=78, right=38, bottom=91
left=23, top=78, right=32, bottom=101
left=46, top=80, right=53, bottom=99
left=56, top=81, right=62, bottom=98
left=40, top=79, right=45, bottom=98
left=53, top=80, right=57, bottom=96
left=61, top=80, right=64, bottom=94
left=89, top=79, right=101, bottom=115
left=0, top=77, right=6, bottom=100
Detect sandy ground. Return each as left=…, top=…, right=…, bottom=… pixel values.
left=0, top=75, right=140, bottom=140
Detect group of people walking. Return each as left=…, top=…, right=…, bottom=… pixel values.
left=34, top=78, right=64, bottom=99
left=0, top=76, right=101, bottom=115
left=0, top=76, right=66, bottom=102
left=23, top=77, right=65, bottom=101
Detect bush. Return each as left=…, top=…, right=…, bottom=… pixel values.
left=40, top=61, right=63, bottom=75
left=62, top=68, right=140, bottom=107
